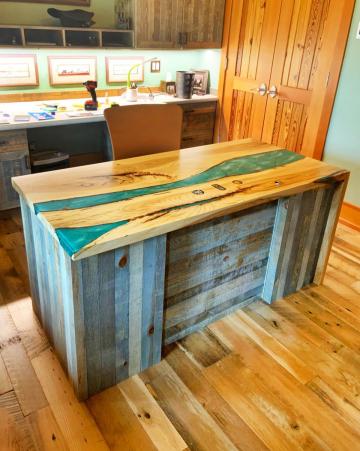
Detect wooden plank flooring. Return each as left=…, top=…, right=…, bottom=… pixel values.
left=0, top=208, right=359, bottom=450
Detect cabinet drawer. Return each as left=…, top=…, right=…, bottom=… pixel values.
left=0, top=130, right=28, bottom=153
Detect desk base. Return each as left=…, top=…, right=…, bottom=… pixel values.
left=20, top=182, right=343, bottom=400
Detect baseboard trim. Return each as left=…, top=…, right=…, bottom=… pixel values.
left=339, top=202, right=360, bottom=231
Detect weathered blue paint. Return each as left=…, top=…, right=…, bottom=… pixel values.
left=34, top=150, right=304, bottom=214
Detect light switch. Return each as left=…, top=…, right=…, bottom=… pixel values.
left=356, top=21, right=360, bottom=39
left=150, top=60, right=161, bottom=73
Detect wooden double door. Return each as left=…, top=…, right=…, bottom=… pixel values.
left=219, top=0, right=355, bottom=158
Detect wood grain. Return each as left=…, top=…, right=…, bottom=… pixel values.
left=0, top=208, right=359, bottom=449
left=13, top=139, right=347, bottom=260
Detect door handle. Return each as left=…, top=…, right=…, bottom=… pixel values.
left=267, top=85, right=278, bottom=98
left=250, top=83, right=267, bottom=96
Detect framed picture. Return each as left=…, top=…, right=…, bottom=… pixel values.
left=48, top=56, right=97, bottom=86
left=0, top=1, right=90, bottom=5
left=192, top=70, right=210, bottom=95
left=106, top=56, right=144, bottom=84
left=0, top=54, right=38, bottom=87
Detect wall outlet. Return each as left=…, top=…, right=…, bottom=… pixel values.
left=357, top=21, right=360, bottom=39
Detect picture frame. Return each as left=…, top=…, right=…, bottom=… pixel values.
left=0, top=54, right=39, bottom=87
left=192, top=70, right=210, bottom=95
left=0, top=1, right=90, bottom=5
left=106, top=56, right=144, bottom=84
left=48, top=56, right=97, bottom=86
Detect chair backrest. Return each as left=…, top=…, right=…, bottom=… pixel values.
left=104, top=103, right=183, bottom=160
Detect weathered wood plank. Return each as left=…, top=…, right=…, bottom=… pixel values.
left=118, top=375, right=188, bottom=451
left=32, top=348, right=109, bottom=451
left=140, top=360, right=238, bottom=451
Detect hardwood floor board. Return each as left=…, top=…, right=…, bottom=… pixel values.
left=0, top=211, right=360, bottom=450
left=303, top=284, right=360, bottom=322
left=0, top=231, right=29, bottom=291
left=326, top=267, right=360, bottom=294
left=204, top=354, right=324, bottom=451
left=244, top=301, right=360, bottom=410
left=323, top=273, right=360, bottom=306
left=140, top=360, right=238, bottom=451
left=306, top=376, right=360, bottom=434
left=2, top=342, right=48, bottom=416
left=29, top=406, right=69, bottom=451
left=87, top=385, right=158, bottom=451
left=0, top=390, right=37, bottom=451
left=174, top=328, right=231, bottom=368
left=285, top=291, right=360, bottom=353
left=0, top=354, right=12, bottom=396
left=0, top=246, right=28, bottom=304
left=6, top=296, right=50, bottom=360
left=208, top=318, right=360, bottom=448
left=301, top=286, right=360, bottom=331
left=165, top=343, right=269, bottom=451
left=118, top=375, right=188, bottom=451
left=328, top=250, right=360, bottom=279
left=32, top=348, right=109, bottom=451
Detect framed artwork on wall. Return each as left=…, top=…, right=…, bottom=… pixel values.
left=0, top=54, right=38, bottom=87
left=0, top=1, right=90, bottom=5
left=106, top=56, right=144, bottom=84
left=48, top=56, right=97, bottom=86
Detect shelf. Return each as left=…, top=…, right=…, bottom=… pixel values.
left=24, top=28, right=64, bottom=47
left=0, top=27, right=23, bottom=46
left=0, top=25, right=134, bottom=49
left=102, top=30, right=134, bottom=48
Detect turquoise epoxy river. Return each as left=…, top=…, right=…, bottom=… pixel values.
left=35, top=150, right=303, bottom=214
left=41, top=149, right=304, bottom=256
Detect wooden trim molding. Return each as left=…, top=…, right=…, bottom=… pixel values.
left=339, top=201, right=360, bottom=231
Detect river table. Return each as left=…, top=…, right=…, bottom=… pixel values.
left=12, top=139, right=349, bottom=400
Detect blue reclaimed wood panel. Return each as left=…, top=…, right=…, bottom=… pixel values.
left=164, top=204, right=275, bottom=342
left=114, top=247, right=130, bottom=381
left=19, top=197, right=40, bottom=317
left=141, top=235, right=167, bottom=370
left=262, top=187, right=336, bottom=304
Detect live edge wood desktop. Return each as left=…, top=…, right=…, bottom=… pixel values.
left=12, top=139, right=348, bottom=401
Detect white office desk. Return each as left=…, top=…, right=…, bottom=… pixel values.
left=0, top=93, right=218, bottom=132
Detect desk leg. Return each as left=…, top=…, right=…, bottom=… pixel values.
left=261, top=184, right=344, bottom=304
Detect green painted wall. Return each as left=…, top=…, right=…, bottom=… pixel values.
left=0, top=1, right=116, bottom=28
left=323, top=1, right=360, bottom=206
left=0, top=48, right=221, bottom=94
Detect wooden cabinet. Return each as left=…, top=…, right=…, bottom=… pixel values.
left=0, top=131, right=30, bottom=210
left=135, top=0, right=183, bottom=48
left=135, top=0, right=225, bottom=49
left=182, top=0, right=225, bottom=48
left=180, top=101, right=216, bottom=148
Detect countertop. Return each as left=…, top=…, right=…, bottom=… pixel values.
left=12, top=139, right=348, bottom=260
left=0, top=93, right=218, bottom=132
